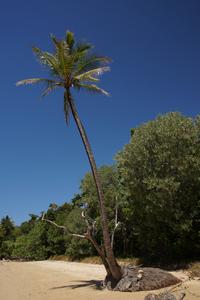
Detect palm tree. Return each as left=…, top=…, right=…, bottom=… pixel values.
left=16, top=31, right=122, bottom=282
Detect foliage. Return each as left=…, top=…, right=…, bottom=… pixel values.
left=116, top=112, right=200, bottom=261
left=0, top=216, right=15, bottom=258
left=80, top=165, right=119, bottom=220
left=12, top=222, right=49, bottom=260
left=80, top=165, right=124, bottom=254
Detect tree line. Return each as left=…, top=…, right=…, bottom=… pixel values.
left=1, top=112, right=199, bottom=264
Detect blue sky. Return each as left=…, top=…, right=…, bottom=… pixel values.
left=0, top=0, right=200, bottom=225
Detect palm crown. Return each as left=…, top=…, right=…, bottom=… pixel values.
left=16, top=31, right=110, bottom=122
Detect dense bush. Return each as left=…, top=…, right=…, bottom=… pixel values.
left=116, top=112, right=200, bottom=262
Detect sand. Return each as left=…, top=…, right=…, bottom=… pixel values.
left=0, top=260, right=199, bottom=300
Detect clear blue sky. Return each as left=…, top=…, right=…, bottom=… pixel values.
left=0, top=0, right=200, bottom=225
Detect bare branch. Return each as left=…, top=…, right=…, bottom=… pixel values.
left=42, top=213, right=66, bottom=229
left=41, top=213, right=85, bottom=238
left=81, top=209, right=96, bottom=236
left=70, top=233, right=86, bottom=238
left=81, top=210, right=90, bottom=227
left=111, top=199, right=120, bottom=249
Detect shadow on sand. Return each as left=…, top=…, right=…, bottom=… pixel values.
left=51, top=279, right=102, bottom=290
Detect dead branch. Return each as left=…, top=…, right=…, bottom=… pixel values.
left=111, top=199, right=120, bottom=249
left=41, top=213, right=85, bottom=238
left=81, top=210, right=96, bottom=236
left=41, top=211, right=111, bottom=275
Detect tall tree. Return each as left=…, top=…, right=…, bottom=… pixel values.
left=16, top=31, right=121, bottom=281
left=116, top=112, right=200, bottom=261
left=1, top=216, right=15, bottom=239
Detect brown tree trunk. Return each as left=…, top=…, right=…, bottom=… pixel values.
left=86, top=235, right=111, bottom=277
left=65, top=89, right=122, bottom=281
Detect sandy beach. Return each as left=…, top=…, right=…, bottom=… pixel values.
left=0, top=260, right=199, bottom=300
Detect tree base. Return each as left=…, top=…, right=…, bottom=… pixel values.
left=104, top=265, right=181, bottom=292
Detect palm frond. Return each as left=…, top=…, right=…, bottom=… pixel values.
left=32, top=47, right=57, bottom=66
left=76, top=42, right=92, bottom=53
left=70, top=43, right=92, bottom=66
left=50, top=34, right=60, bottom=49
left=74, top=83, right=110, bottom=96
left=64, top=93, right=71, bottom=124
left=74, top=67, right=110, bottom=82
left=32, top=47, right=64, bottom=78
left=74, top=55, right=111, bottom=75
left=55, top=40, right=74, bottom=79
left=73, top=76, right=99, bottom=84
left=86, top=76, right=99, bottom=82
left=66, top=31, right=75, bottom=50
left=16, top=78, right=57, bottom=86
left=49, top=35, right=73, bottom=78
left=42, top=82, right=61, bottom=97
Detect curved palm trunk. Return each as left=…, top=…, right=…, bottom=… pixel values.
left=65, top=89, right=122, bottom=281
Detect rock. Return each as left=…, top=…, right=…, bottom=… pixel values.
left=144, top=292, right=185, bottom=300
left=113, top=277, right=139, bottom=292
left=111, top=265, right=181, bottom=292
left=144, top=294, right=159, bottom=300
left=144, top=292, right=177, bottom=300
